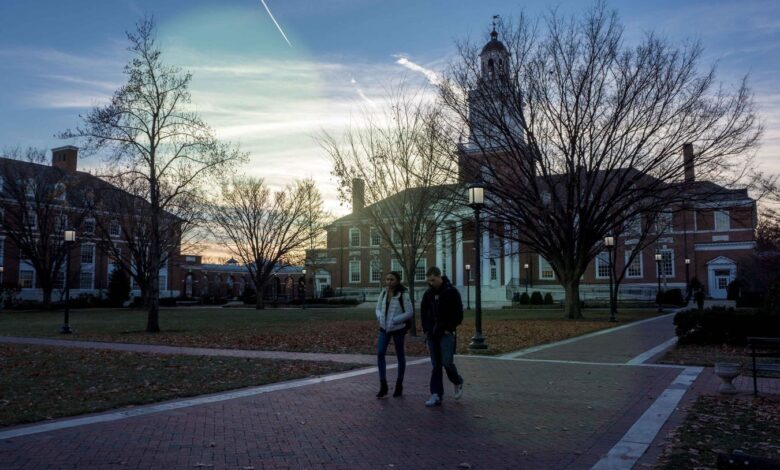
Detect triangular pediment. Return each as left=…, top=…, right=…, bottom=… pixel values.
left=706, top=256, right=735, bottom=265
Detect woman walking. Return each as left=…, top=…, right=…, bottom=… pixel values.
left=375, top=271, right=413, bottom=398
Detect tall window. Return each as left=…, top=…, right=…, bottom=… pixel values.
left=391, top=226, right=402, bottom=244
left=595, top=252, right=610, bottom=279
left=656, top=211, right=673, bottom=233
left=81, top=243, right=95, bottom=264
left=656, top=249, right=674, bottom=277
left=159, top=273, right=167, bottom=292
left=625, top=250, right=643, bottom=278
left=370, top=227, right=381, bottom=247
left=489, top=259, right=498, bottom=281
left=24, top=209, right=37, bottom=229
left=55, top=214, right=69, bottom=233
left=370, top=259, right=382, bottom=283
left=20, top=269, right=35, bottom=288
left=53, top=269, right=65, bottom=290
left=714, top=210, right=730, bottom=231
left=415, top=259, right=427, bottom=282
left=83, top=217, right=95, bottom=235
left=539, top=256, right=555, bottom=280
left=349, top=228, right=360, bottom=247
left=0, top=238, right=4, bottom=266
left=349, top=260, right=361, bottom=283
left=79, top=271, right=94, bottom=290
left=110, top=219, right=121, bottom=238
left=55, top=182, right=66, bottom=201
left=626, top=215, right=642, bottom=235
left=391, top=259, right=403, bottom=274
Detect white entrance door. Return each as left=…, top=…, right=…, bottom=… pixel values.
left=314, top=270, right=331, bottom=298
left=706, top=256, right=736, bottom=300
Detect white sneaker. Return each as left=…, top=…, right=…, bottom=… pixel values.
left=425, top=394, right=442, bottom=407
left=454, top=380, right=464, bottom=400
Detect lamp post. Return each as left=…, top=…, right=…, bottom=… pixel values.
left=655, top=252, right=663, bottom=312
left=61, top=229, right=76, bottom=334
left=524, top=263, right=529, bottom=295
left=468, top=181, right=487, bottom=350
left=0, top=266, right=4, bottom=313
left=301, top=268, right=307, bottom=310
left=604, top=236, right=617, bottom=322
left=465, top=264, right=471, bottom=310
left=684, top=258, right=691, bottom=303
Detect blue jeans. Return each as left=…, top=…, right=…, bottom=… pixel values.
left=427, top=332, right=463, bottom=398
left=377, top=329, right=406, bottom=382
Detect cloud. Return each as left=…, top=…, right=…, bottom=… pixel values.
left=393, top=55, right=441, bottom=86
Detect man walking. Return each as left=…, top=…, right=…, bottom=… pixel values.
left=420, top=266, right=464, bottom=407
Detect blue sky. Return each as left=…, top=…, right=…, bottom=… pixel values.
left=1, top=0, right=779, bottom=216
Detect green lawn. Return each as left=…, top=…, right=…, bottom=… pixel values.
left=0, top=306, right=662, bottom=356
left=0, top=343, right=356, bottom=427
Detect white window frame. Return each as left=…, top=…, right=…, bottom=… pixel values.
left=110, top=219, right=121, bottom=238
left=349, top=260, right=361, bottom=283
left=415, top=258, right=427, bottom=282
left=19, top=260, right=35, bottom=289
left=80, top=243, right=95, bottom=265
left=626, top=215, right=642, bottom=235
left=369, top=259, right=382, bottom=283
left=714, top=210, right=730, bottom=232
left=625, top=250, right=643, bottom=278
left=370, top=227, right=381, bottom=247
left=24, top=209, right=37, bottom=230
left=656, top=249, right=675, bottom=278
left=391, top=226, right=402, bottom=245
left=83, top=217, right=96, bottom=235
left=55, top=182, right=66, bottom=201
left=79, top=271, right=94, bottom=290
left=595, top=251, right=610, bottom=279
left=349, top=228, right=360, bottom=247
left=489, top=258, right=498, bottom=281
left=391, top=259, right=403, bottom=274
left=538, top=256, right=555, bottom=280
left=656, top=211, right=673, bottom=233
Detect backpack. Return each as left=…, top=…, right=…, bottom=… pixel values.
left=398, top=291, right=412, bottom=334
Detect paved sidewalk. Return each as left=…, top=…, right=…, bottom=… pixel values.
left=0, top=314, right=701, bottom=470
left=0, top=336, right=399, bottom=365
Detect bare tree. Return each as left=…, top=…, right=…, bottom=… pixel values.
left=208, top=177, right=327, bottom=309
left=60, top=17, right=244, bottom=331
left=319, top=90, right=461, bottom=334
left=88, top=170, right=203, bottom=308
left=0, top=147, right=90, bottom=308
left=440, top=5, right=761, bottom=318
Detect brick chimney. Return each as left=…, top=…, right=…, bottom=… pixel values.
left=683, top=143, right=695, bottom=183
left=352, top=178, right=365, bottom=214
left=51, top=146, right=78, bottom=173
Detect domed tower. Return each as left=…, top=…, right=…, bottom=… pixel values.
left=460, top=18, right=523, bottom=182
left=479, top=24, right=509, bottom=83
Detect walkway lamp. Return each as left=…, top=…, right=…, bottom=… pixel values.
left=604, top=236, right=617, bottom=322
left=0, top=266, right=4, bottom=313
left=655, top=252, right=663, bottom=312
left=684, top=258, right=691, bottom=303
left=465, top=264, right=471, bottom=310
left=301, top=268, right=307, bottom=310
left=468, top=181, right=487, bottom=350
left=524, top=263, right=529, bottom=295
left=61, top=229, right=76, bottom=334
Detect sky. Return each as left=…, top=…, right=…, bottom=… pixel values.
left=1, top=0, right=779, bottom=221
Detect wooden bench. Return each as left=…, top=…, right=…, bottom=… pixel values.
left=747, top=337, right=780, bottom=396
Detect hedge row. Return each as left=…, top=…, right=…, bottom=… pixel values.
left=674, top=306, right=780, bottom=346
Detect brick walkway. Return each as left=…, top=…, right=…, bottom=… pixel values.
left=0, top=314, right=763, bottom=470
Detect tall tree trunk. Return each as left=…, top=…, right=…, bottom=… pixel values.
left=147, top=269, right=160, bottom=332
left=563, top=280, right=583, bottom=319
left=41, top=286, right=52, bottom=310
left=255, top=280, right=265, bottom=309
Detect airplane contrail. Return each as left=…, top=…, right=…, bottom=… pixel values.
left=259, top=0, right=292, bottom=47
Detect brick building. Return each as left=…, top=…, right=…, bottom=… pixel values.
left=306, top=30, right=757, bottom=305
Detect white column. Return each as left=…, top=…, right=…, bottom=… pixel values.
left=455, top=223, right=464, bottom=287
left=482, top=230, right=490, bottom=286
left=503, top=232, right=512, bottom=286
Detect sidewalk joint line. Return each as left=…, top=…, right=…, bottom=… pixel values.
left=626, top=337, right=678, bottom=365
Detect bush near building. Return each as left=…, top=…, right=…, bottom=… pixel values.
left=674, top=306, right=780, bottom=346
left=530, top=291, right=544, bottom=305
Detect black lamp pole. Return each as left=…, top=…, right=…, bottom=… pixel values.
left=605, top=236, right=617, bottom=322
left=465, top=264, right=471, bottom=310
left=655, top=252, right=663, bottom=313
left=524, top=263, right=529, bottom=295
left=61, top=230, right=75, bottom=334
left=684, top=258, right=691, bottom=303
left=468, top=181, right=487, bottom=350
left=301, top=268, right=307, bottom=310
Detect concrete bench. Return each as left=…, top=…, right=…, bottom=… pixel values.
left=747, top=337, right=780, bottom=396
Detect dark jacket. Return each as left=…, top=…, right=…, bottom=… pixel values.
left=421, top=277, right=463, bottom=338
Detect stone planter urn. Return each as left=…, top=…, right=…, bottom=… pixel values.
left=714, top=362, right=741, bottom=395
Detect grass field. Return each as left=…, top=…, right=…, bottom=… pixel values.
left=0, top=343, right=356, bottom=427
left=0, top=306, right=662, bottom=355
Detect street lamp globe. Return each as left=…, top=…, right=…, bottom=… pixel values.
left=468, top=181, right=485, bottom=207
left=604, top=236, right=614, bottom=247
left=64, top=230, right=76, bottom=242
left=654, top=253, right=663, bottom=262
left=684, top=258, right=691, bottom=265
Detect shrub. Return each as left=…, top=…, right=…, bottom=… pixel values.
left=107, top=269, right=131, bottom=307
left=664, top=288, right=686, bottom=306
left=674, top=306, right=780, bottom=346
left=543, top=292, right=554, bottom=304
left=519, top=292, right=530, bottom=305
left=159, top=297, right=177, bottom=307
left=530, top=291, right=543, bottom=305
